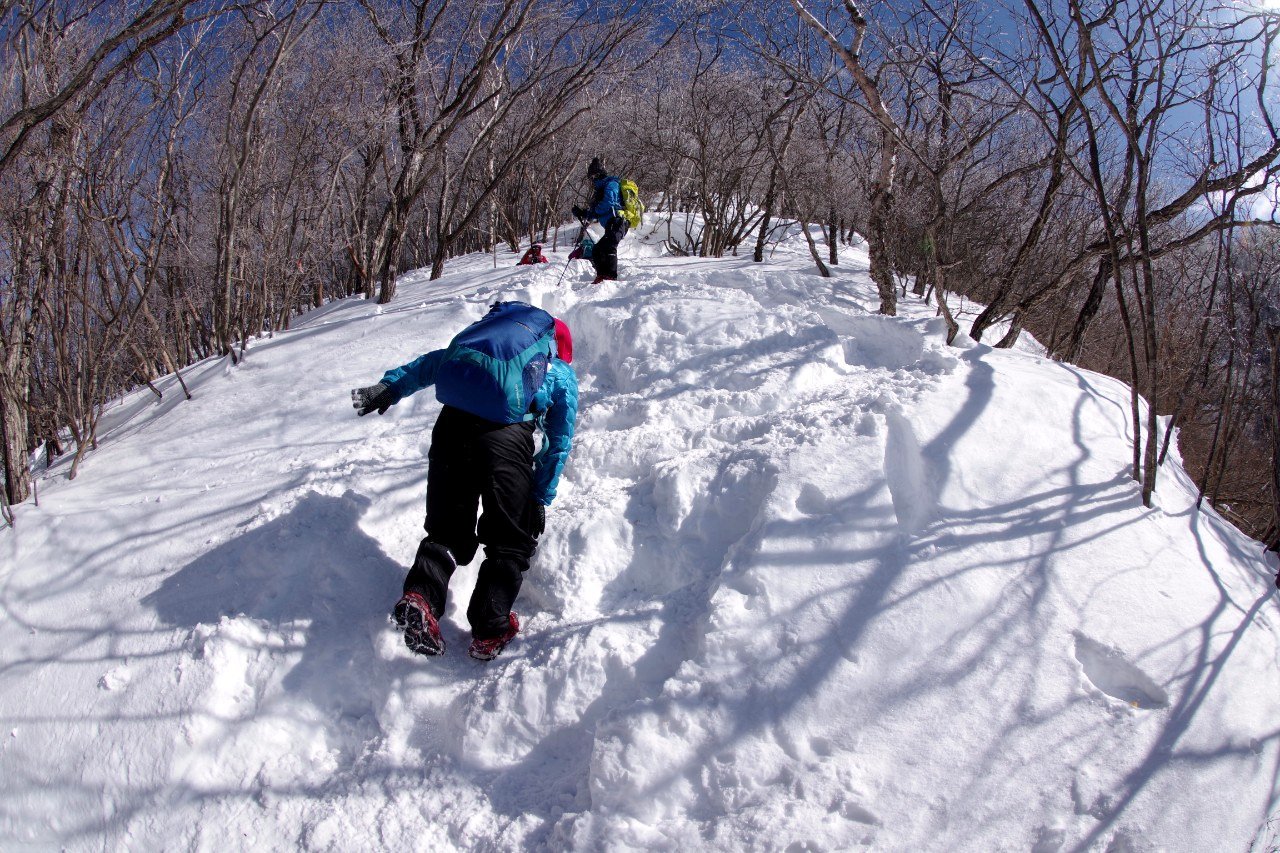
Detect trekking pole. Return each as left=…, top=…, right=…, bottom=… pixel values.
left=554, top=219, right=589, bottom=288
left=554, top=256, right=574, bottom=288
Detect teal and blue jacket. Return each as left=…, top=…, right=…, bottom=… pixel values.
left=379, top=353, right=579, bottom=506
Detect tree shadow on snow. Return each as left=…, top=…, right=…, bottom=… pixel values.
left=466, top=324, right=1278, bottom=848
left=519, top=339, right=1275, bottom=848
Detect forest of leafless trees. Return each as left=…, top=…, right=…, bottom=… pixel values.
left=3, top=0, right=1279, bottom=554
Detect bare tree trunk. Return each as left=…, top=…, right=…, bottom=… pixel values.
left=1137, top=204, right=1161, bottom=507
left=995, top=312, right=1024, bottom=349
left=214, top=5, right=314, bottom=356
left=1060, top=258, right=1111, bottom=362
left=1114, top=263, right=1144, bottom=487
left=1269, top=325, right=1280, bottom=553
left=827, top=210, right=839, bottom=266
left=789, top=0, right=900, bottom=315
left=755, top=93, right=808, bottom=263
left=753, top=199, right=775, bottom=263
left=968, top=99, right=1077, bottom=342
left=801, top=223, right=832, bottom=277
left=926, top=227, right=959, bottom=344
left=0, top=241, right=34, bottom=505
left=0, top=389, right=28, bottom=508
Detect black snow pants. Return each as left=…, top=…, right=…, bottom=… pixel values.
left=402, top=405, right=541, bottom=639
left=591, top=216, right=629, bottom=280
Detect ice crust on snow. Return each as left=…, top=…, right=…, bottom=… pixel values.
left=1, top=219, right=1278, bottom=852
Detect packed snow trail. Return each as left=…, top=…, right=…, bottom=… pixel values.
left=1, top=222, right=1278, bottom=852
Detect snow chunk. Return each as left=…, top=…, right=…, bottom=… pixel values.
left=97, top=666, right=132, bottom=691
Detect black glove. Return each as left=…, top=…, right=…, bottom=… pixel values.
left=351, top=382, right=397, bottom=416
left=533, top=503, right=546, bottom=537
left=572, top=205, right=587, bottom=220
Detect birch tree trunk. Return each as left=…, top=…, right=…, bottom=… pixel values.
left=1269, top=325, right=1280, bottom=553
left=788, top=0, right=901, bottom=314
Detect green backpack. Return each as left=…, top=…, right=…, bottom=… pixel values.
left=619, top=178, right=644, bottom=229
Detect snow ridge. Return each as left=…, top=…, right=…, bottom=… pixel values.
left=1, top=227, right=1278, bottom=852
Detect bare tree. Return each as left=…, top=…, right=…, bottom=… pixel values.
left=788, top=0, right=904, bottom=314
left=0, top=0, right=219, bottom=504
left=424, top=0, right=649, bottom=279
left=1021, top=0, right=1280, bottom=506
left=753, top=81, right=815, bottom=264
left=212, top=1, right=324, bottom=359
left=0, top=0, right=210, bottom=180
left=1269, top=318, right=1280, bottom=553
left=354, top=0, right=540, bottom=302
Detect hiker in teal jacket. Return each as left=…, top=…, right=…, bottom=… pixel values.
left=375, top=347, right=578, bottom=507
left=351, top=312, right=578, bottom=660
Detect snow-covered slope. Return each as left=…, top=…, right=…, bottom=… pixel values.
left=2, top=221, right=1278, bottom=852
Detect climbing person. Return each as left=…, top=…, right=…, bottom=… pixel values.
left=350, top=302, right=579, bottom=661
left=571, top=157, right=628, bottom=284
left=517, top=243, right=548, bottom=265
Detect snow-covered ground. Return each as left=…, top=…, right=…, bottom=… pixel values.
left=2, top=219, right=1278, bottom=852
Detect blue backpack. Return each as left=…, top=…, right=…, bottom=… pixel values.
left=435, top=302, right=556, bottom=423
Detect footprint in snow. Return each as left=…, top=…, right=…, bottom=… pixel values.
left=1073, top=632, right=1169, bottom=710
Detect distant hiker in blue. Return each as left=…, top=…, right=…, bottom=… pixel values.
left=350, top=303, right=579, bottom=661
left=571, top=157, right=628, bottom=284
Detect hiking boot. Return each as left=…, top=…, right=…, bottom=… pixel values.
left=468, top=612, right=520, bottom=661
left=393, top=592, right=444, bottom=656
left=591, top=275, right=607, bottom=285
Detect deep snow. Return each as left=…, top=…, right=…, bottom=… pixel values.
left=1, top=218, right=1278, bottom=852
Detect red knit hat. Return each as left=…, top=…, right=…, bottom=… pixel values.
left=554, top=318, right=573, bottom=364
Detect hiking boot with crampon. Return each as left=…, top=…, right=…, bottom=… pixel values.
left=468, top=612, right=520, bottom=661
left=393, top=591, right=444, bottom=656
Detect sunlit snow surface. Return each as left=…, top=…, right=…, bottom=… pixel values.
left=2, top=217, right=1278, bottom=852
